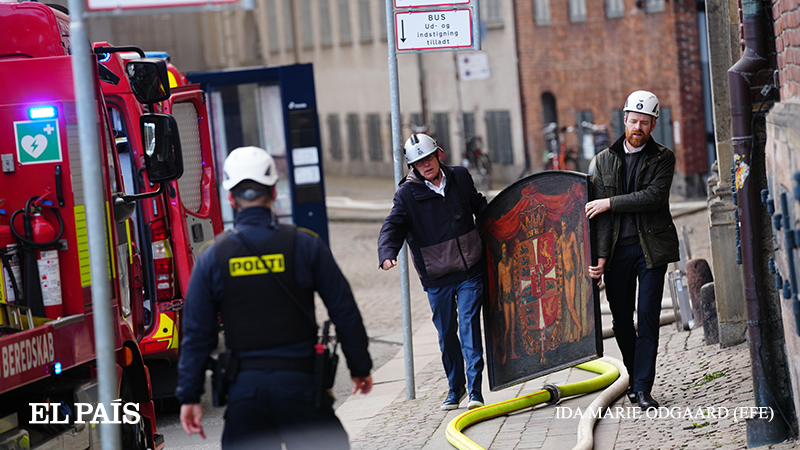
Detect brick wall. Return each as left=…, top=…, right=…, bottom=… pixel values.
left=773, top=0, right=800, bottom=99
left=514, top=0, right=707, bottom=186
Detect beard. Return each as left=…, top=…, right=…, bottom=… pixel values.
left=625, top=127, right=650, bottom=148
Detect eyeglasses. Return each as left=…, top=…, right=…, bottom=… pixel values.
left=412, top=153, right=436, bottom=168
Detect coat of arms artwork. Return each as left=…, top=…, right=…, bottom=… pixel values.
left=478, top=171, right=602, bottom=390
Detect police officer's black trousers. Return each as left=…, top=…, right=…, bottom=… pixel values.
left=222, top=368, right=350, bottom=450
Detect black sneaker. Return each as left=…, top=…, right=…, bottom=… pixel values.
left=468, top=392, right=484, bottom=410
left=441, top=387, right=467, bottom=411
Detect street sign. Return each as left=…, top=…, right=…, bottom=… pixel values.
left=457, top=51, right=490, bottom=81
left=394, top=0, right=469, bottom=9
left=395, top=9, right=473, bottom=52
left=86, top=0, right=237, bottom=11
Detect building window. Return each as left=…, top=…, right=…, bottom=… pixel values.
left=612, top=109, right=624, bottom=138
left=486, top=110, right=513, bottom=164
left=338, top=0, right=352, bottom=45
left=542, top=92, right=559, bottom=154
left=319, top=0, right=333, bottom=46
left=366, top=114, right=383, bottom=160
left=652, top=107, right=673, bottom=148
left=576, top=110, right=594, bottom=159
left=432, top=113, right=451, bottom=155
left=302, top=0, right=314, bottom=49
left=377, top=0, right=388, bottom=40
left=606, top=0, right=624, bottom=18
left=570, top=0, right=587, bottom=22
left=646, top=0, right=665, bottom=12
left=328, top=114, right=342, bottom=160
left=463, top=112, right=476, bottom=138
left=534, top=0, right=551, bottom=25
left=409, top=112, right=424, bottom=130
left=347, top=113, right=362, bottom=160
left=386, top=113, right=397, bottom=155
left=267, top=0, right=280, bottom=52
left=358, top=0, right=372, bottom=42
left=284, top=0, right=295, bottom=50
left=482, top=0, right=503, bottom=26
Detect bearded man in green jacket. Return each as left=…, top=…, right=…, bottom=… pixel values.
left=585, top=90, right=680, bottom=412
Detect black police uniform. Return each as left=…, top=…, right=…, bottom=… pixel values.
left=176, top=206, right=372, bottom=449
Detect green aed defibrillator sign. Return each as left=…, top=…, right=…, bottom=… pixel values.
left=14, top=119, right=63, bottom=165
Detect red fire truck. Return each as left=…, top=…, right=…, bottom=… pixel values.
left=94, top=44, right=223, bottom=405
left=0, top=2, right=222, bottom=448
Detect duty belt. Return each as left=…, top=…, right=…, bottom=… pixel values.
left=238, top=356, right=315, bottom=374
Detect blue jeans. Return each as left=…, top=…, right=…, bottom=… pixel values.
left=222, top=368, right=349, bottom=450
left=604, top=243, right=667, bottom=394
left=426, top=274, right=484, bottom=397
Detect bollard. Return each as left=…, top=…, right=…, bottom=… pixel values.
left=686, top=259, right=714, bottom=329
left=700, top=282, right=719, bottom=345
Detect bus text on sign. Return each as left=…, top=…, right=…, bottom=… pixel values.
left=395, top=9, right=473, bottom=52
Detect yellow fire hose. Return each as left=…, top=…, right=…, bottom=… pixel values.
left=446, top=358, right=625, bottom=450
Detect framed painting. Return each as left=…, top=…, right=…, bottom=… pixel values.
left=478, top=171, right=603, bottom=391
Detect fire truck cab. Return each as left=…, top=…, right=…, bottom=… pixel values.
left=95, top=44, right=223, bottom=402
left=0, top=2, right=209, bottom=448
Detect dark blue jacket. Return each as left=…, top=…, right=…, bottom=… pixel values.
left=176, top=206, right=372, bottom=404
left=378, top=164, right=487, bottom=288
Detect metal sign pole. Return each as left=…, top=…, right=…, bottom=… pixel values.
left=386, top=0, right=416, bottom=400
left=68, top=1, right=120, bottom=449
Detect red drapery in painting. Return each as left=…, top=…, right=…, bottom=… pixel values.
left=482, top=183, right=586, bottom=241
left=482, top=183, right=586, bottom=298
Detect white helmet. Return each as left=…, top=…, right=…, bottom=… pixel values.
left=623, top=90, right=660, bottom=119
left=222, top=146, right=279, bottom=190
left=404, top=133, right=440, bottom=165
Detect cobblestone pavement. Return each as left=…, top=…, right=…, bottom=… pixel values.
left=613, top=325, right=797, bottom=450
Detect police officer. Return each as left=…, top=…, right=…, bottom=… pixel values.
left=177, top=146, right=373, bottom=449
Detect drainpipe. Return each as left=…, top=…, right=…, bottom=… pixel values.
left=727, top=0, right=789, bottom=446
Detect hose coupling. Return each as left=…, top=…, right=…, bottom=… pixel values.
left=542, top=384, right=561, bottom=405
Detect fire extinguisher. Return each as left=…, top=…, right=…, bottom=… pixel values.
left=10, top=196, right=64, bottom=318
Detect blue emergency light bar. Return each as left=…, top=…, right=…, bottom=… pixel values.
left=29, top=106, right=57, bottom=120
left=54, top=362, right=62, bottom=375
left=145, top=51, right=170, bottom=61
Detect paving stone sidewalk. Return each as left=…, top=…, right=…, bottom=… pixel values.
left=614, top=325, right=798, bottom=450
left=349, top=322, right=799, bottom=450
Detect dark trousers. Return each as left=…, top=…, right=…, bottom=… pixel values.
left=222, top=368, right=349, bottom=450
left=604, top=243, right=667, bottom=393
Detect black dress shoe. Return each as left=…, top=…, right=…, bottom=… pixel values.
left=626, top=386, right=637, bottom=403
left=637, top=391, right=659, bottom=411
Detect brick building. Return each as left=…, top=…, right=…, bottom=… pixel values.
left=513, top=0, right=709, bottom=196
